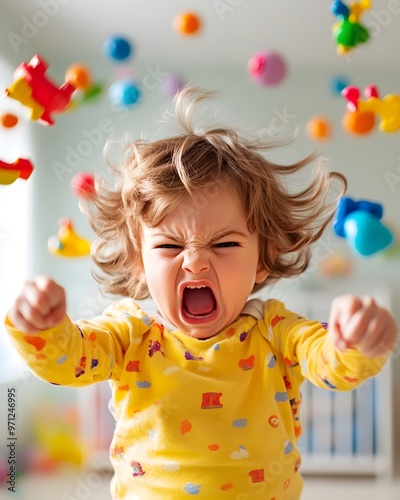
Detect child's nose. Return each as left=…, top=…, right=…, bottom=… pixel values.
left=182, top=249, right=210, bottom=274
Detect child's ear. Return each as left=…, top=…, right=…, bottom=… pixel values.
left=255, top=262, right=269, bottom=284
left=136, top=256, right=147, bottom=285
left=255, top=244, right=277, bottom=284
left=138, top=266, right=147, bottom=285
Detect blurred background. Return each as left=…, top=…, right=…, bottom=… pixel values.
left=0, top=1, right=399, bottom=499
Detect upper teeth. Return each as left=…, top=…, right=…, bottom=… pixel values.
left=186, top=285, right=207, bottom=289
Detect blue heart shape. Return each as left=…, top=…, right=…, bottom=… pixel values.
left=344, top=211, right=394, bottom=257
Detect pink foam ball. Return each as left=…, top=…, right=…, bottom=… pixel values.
left=248, top=51, right=287, bottom=86
left=162, top=75, right=183, bottom=97
left=71, top=172, right=95, bottom=199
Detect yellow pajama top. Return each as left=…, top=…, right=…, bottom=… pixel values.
left=5, top=298, right=388, bottom=500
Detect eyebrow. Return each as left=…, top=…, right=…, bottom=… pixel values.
left=150, top=229, right=249, bottom=241
left=210, top=229, right=249, bottom=241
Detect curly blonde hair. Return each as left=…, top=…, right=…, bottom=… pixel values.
left=83, top=87, right=347, bottom=299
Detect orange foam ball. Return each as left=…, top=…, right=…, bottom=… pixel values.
left=1, top=113, right=18, bottom=128
left=65, top=63, right=92, bottom=90
left=342, top=110, right=375, bottom=135
left=174, top=12, right=201, bottom=35
left=306, top=116, right=332, bottom=141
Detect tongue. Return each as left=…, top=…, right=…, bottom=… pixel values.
left=183, top=287, right=216, bottom=316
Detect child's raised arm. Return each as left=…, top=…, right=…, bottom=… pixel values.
left=328, top=294, right=398, bottom=358
left=7, top=276, right=67, bottom=334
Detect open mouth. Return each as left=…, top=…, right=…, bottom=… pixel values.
left=182, top=285, right=217, bottom=319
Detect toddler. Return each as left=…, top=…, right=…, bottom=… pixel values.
left=5, top=87, right=398, bottom=499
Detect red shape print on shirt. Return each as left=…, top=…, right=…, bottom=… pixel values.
left=268, top=415, right=280, bottom=428
left=126, top=360, right=140, bottom=372
left=201, top=392, right=223, bottom=409
left=220, top=483, right=233, bottom=491
left=283, top=375, right=292, bottom=389
left=111, top=445, right=125, bottom=459
left=152, top=322, right=164, bottom=335
left=180, top=419, right=192, bottom=434
left=271, top=315, right=285, bottom=327
left=238, top=354, right=255, bottom=370
left=23, top=335, right=46, bottom=351
left=226, top=327, right=236, bottom=337
left=284, top=357, right=298, bottom=367
left=88, top=331, right=97, bottom=346
left=249, top=468, right=265, bottom=483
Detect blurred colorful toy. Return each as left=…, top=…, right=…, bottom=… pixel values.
left=48, top=217, right=90, bottom=258
left=109, top=79, right=141, bottom=108
left=161, top=75, right=184, bottom=97
left=319, top=253, right=352, bottom=277
left=248, top=51, right=287, bottom=86
left=71, top=172, right=96, bottom=199
left=73, top=82, right=104, bottom=108
left=1, top=113, right=19, bottom=128
left=343, top=84, right=400, bottom=133
left=306, top=116, right=332, bottom=141
left=174, top=12, right=202, bottom=36
left=5, top=54, right=76, bottom=126
left=0, top=157, right=34, bottom=185
left=342, top=108, right=375, bottom=135
left=330, top=0, right=371, bottom=54
left=330, top=75, right=351, bottom=96
left=32, top=404, right=84, bottom=467
left=65, top=63, right=104, bottom=108
left=65, top=63, right=92, bottom=90
left=103, top=36, right=132, bottom=62
left=333, top=196, right=394, bottom=257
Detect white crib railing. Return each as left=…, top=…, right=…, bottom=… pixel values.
left=283, top=284, right=394, bottom=477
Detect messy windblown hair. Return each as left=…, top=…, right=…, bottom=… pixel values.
left=82, top=87, right=347, bottom=299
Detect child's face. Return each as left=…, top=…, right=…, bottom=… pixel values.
left=140, top=182, right=269, bottom=339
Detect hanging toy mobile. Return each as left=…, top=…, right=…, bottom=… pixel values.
left=48, top=217, right=91, bottom=258
left=5, top=54, right=76, bottom=126
left=342, top=84, right=400, bottom=134
left=0, top=158, right=34, bottom=185
left=333, top=196, right=394, bottom=257
left=330, top=0, right=371, bottom=54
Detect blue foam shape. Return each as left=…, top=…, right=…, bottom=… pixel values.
left=333, top=196, right=384, bottom=238
left=343, top=211, right=394, bottom=257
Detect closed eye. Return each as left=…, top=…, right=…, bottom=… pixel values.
left=213, top=242, right=240, bottom=248
left=156, top=244, right=182, bottom=249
